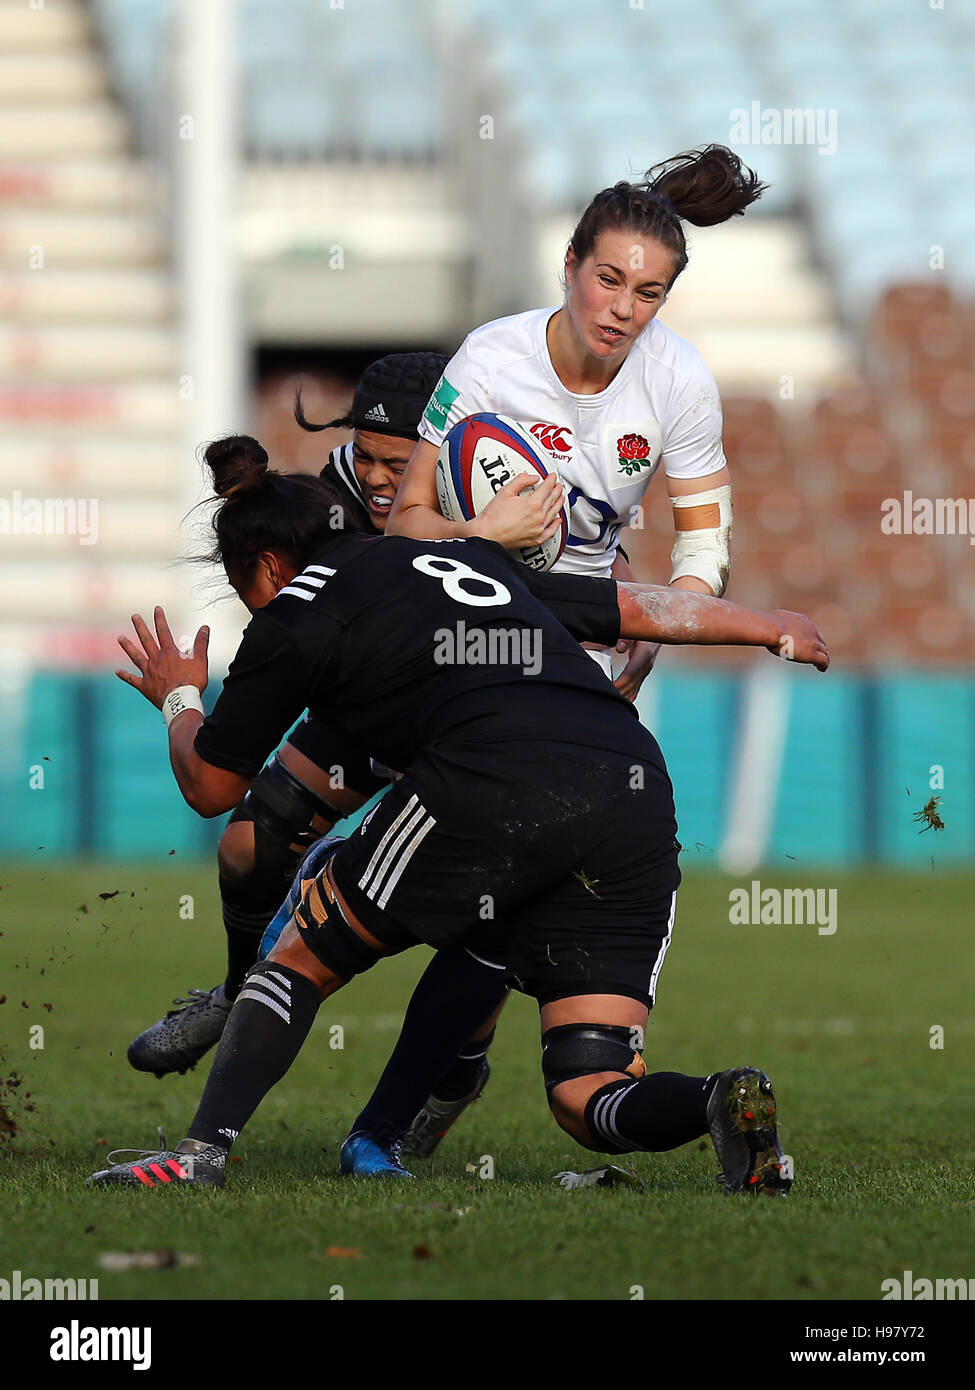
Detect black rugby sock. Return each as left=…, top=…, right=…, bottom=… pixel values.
left=221, top=891, right=275, bottom=1001
left=433, top=1026, right=497, bottom=1102
left=186, top=962, right=322, bottom=1149
left=220, top=857, right=305, bottom=999
left=584, top=1071, right=712, bottom=1154
left=351, top=946, right=508, bottom=1141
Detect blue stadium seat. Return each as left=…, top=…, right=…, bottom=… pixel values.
left=804, top=154, right=900, bottom=204
left=247, top=73, right=337, bottom=157
left=763, top=25, right=855, bottom=65
left=912, top=143, right=975, bottom=203
left=860, top=43, right=957, bottom=87
left=524, top=139, right=579, bottom=206
left=355, top=78, right=440, bottom=159
left=739, top=0, right=837, bottom=20
left=239, top=7, right=312, bottom=69
left=92, top=0, right=167, bottom=100
left=769, top=50, right=866, bottom=97
left=93, top=0, right=444, bottom=160
left=738, top=143, right=796, bottom=214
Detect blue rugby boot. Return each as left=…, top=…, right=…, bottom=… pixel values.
left=340, top=1131, right=414, bottom=1179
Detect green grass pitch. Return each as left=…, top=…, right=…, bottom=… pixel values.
left=1, top=860, right=973, bottom=1301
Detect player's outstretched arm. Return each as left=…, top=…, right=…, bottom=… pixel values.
left=387, top=437, right=565, bottom=550
left=616, top=583, right=829, bottom=670
left=116, top=606, right=252, bottom=815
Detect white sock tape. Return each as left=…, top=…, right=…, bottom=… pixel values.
left=162, top=685, right=204, bottom=728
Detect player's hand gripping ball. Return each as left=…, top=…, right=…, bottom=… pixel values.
left=436, top=413, right=570, bottom=571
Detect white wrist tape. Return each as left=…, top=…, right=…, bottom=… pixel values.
left=162, top=685, right=204, bottom=728
left=669, top=484, right=733, bottom=597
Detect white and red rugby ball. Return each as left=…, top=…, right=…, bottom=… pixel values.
left=435, top=413, right=569, bottom=572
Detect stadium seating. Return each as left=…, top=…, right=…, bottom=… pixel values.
left=0, top=0, right=186, bottom=673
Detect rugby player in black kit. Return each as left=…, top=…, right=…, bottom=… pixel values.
left=126, top=359, right=538, bottom=1179
left=92, top=447, right=827, bottom=1194
left=127, top=353, right=450, bottom=1074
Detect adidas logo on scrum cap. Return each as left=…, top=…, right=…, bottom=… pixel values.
left=363, top=402, right=390, bottom=424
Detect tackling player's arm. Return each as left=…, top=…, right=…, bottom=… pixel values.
left=615, top=581, right=828, bottom=668
left=514, top=559, right=827, bottom=669
left=387, top=437, right=566, bottom=551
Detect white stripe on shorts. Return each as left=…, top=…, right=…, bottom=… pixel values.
left=376, top=814, right=436, bottom=908
left=358, top=795, right=419, bottom=889
left=361, top=803, right=427, bottom=901
left=648, top=889, right=678, bottom=1005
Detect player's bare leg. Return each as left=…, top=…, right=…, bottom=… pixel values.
left=540, top=995, right=791, bottom=1195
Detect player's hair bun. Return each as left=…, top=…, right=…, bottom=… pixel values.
left=644, top=144, right=766, bottom=227
left=193, top=433, right=370, bottom=591
left=203, top=434, right=271, bottom=499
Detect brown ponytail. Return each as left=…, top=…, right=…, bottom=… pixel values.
left=569, top=144, right=766, bottom=288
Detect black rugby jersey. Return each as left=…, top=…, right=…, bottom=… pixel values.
left=194, top=534, right=654, bottom=781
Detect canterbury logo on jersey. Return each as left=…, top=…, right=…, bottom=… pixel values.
left=530, top=421, right=572, bottom=455
left=358, top=793, right=437, bottom=909
left=278, top=564, right=336, bottom=601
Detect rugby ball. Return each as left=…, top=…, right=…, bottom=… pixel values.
left=436, top=413, right=569, bottom=572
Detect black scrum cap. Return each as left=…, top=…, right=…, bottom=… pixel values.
left=341, top=352, right=449, bottom=440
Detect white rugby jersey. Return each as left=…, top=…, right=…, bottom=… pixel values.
left=418, top=306, right=726, bottom=579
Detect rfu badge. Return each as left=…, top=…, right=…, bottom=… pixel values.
left=616, top=433, right=652, bottom=477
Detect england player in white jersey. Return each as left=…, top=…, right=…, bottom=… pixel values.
left=416, top=304, right=726, bottom=580
left=389, top=143, right=764, bottom=692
